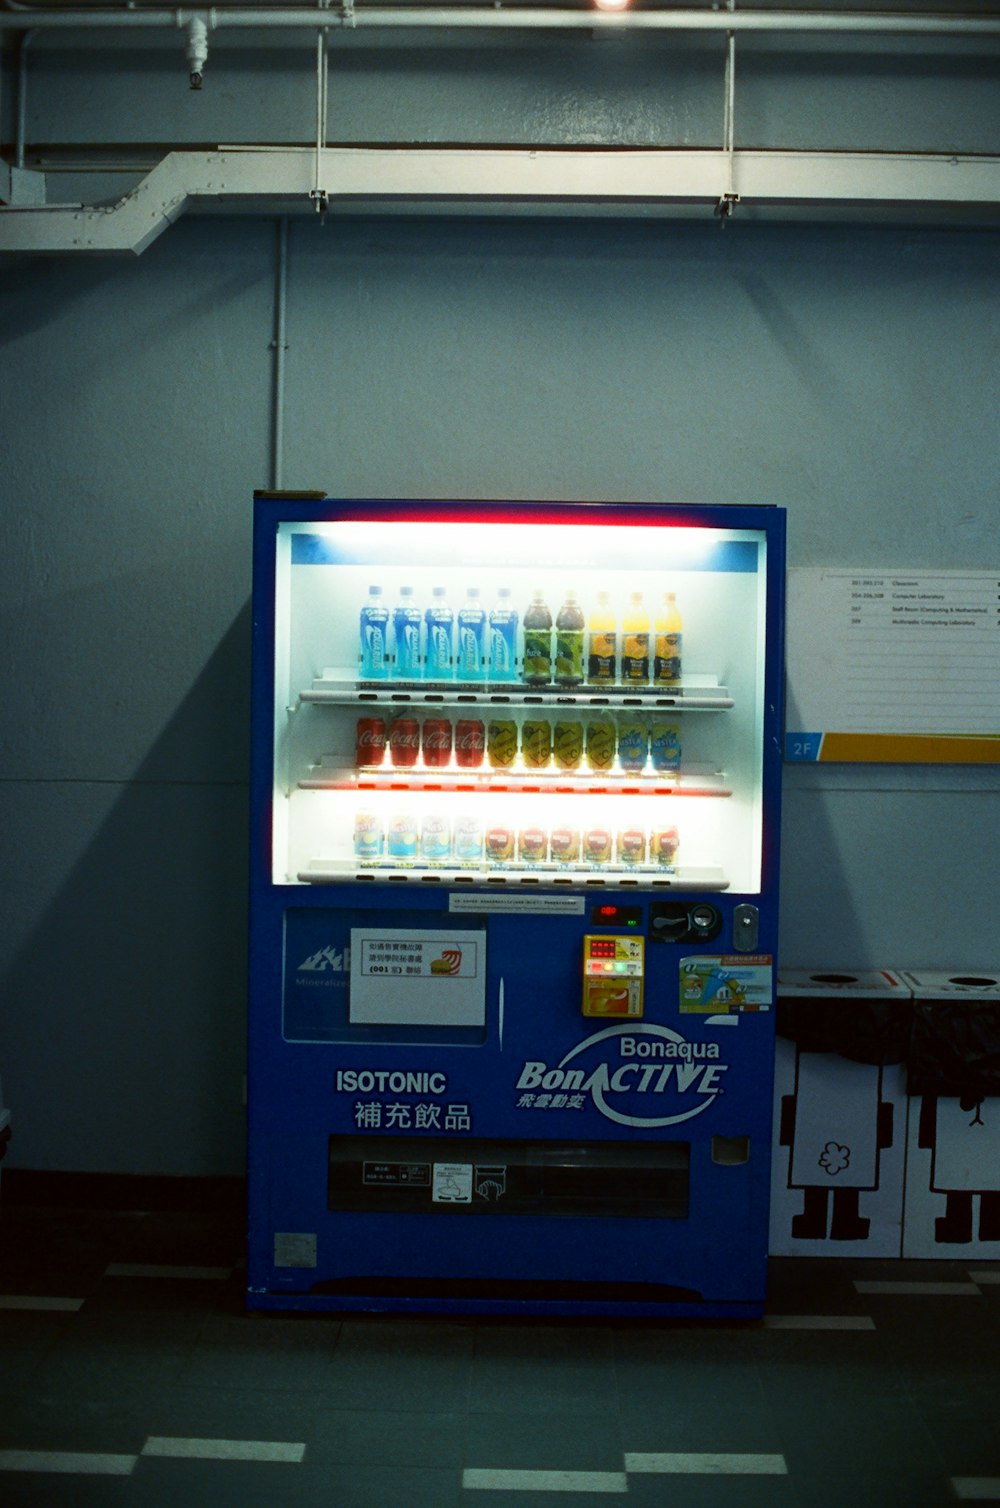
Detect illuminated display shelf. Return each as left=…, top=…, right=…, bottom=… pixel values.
left=299, top=765, right=731, bottom=797
left=299, top=673, right=733, bottom=711
left=297, top=860, right=729, bottom=890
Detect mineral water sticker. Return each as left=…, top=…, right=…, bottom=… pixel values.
left=679, top=956, right=773, bottom=1014
left=433, top=1163, right=473, bottom=1203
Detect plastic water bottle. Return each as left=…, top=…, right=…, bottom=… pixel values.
left=555, top=589, right=585, bottom=687
left=392, top=585, right=422, bottom=680
left=653, top=591, right=683, bottom=686
left=522, top=588, right=553, bottom=686
left=457, top=587, right=487, bottom=682
left=359, top=585, right=389, bottom=680
left=488, top=587, right=518, bottom=683
left=424, top=585, right=454, bottom=679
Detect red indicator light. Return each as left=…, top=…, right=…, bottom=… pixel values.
left=597, top=906, right=617, bottom=917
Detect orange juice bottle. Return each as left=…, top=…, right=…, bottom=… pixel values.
left=654, top=591, right=683, bottom=686
left=621, top=590, right=649, bottom=684
left=587, top=591, right=617, bottom=685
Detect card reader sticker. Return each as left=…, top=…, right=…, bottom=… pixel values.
left=680, top=956, right=773, bottom=1013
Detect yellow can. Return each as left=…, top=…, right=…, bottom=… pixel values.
left=585, top=718, right=616, bottom=772
left=521, top=719, right=552, bottom=769
left=487, top=718, right=518, bottom=768
left=553, top=719, right=583, bottom=771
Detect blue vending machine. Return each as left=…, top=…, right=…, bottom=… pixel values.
left=247, top=497, right=785, bottom=1317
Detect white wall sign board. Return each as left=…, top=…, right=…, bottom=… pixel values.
left=349, top=929, right=487, bottom=1027
left=785, top=568, right=1000, bottom=763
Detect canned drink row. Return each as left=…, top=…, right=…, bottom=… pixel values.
left=354, top=812, right=680, bottom=868
left=356, top=714, right=681, bottom=774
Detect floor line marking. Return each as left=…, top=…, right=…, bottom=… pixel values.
left=969, top=1271, right=1000, bottom=1285
left=141, top=1437, right=306, bottom=1463
left=0, top=1450, right=136, bottom=1475
left=105, top=1263, right=232, bottom=1280
left=764, top=1314, right=875, bottom=1330
left=0, top=1295, right=85, bottom=1311
left=953, top=1479, right=1000, bottom=1501
left=854, top=1280, right=981, bottom=1296
left=626, top=1452, right=787, bottom=1475
left=463, top=1468, right=629, bottom=1493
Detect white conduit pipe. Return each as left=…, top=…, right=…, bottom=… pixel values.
left=0, top=7, right=999, bottom=36
left=270, top=218, right=288, bottom=492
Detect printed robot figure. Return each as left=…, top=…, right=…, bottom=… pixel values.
left=919, top=1094, right=1000, bottom=1244
left=780, top=1050, right=893, bottom=1240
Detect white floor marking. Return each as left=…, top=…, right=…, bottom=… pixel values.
left=0, top=1450, right=136, bottom=1475
left=626, top=1453, right=787, bottom=1475
left=953, top=1479, right=1000, bottom=1501
left=105, top=1263, right=232, bottom=1280
left=854, top=1280, right=981, bottom=1295
left=0, top=1295, right=84, bottom=1311
left=463, top=1468, right=629, bottom=1493
left=764, top=1314, right=875, bottom=1330
left=142, top=1437, right=306, bottom=1463
left=969, top=1271, right=1000, bottom=1285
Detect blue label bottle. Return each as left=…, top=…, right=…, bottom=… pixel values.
left=359, top=585, right=389, bottom=680
left=457, top=587, right=487, bottom=682
left=392, top=585, right=422, bottom=680
left=488, top=587, right=518, bottom=683
left=424, top=586, right=454, bottom=680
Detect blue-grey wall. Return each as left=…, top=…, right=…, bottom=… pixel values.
left=1, top=24, right=998, bottom=1174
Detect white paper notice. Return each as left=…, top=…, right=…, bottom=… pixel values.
left=432, top=1164, right=473, bottom=1203
left=785, top=568, right=1000, bottom=764
left=349, top=929, right=487, bottom=1027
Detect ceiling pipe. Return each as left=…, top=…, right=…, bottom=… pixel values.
left=1, top=6, right=999, bottom=36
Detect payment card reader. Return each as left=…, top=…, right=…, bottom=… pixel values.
left=582, top=934, right=645, bottom=1018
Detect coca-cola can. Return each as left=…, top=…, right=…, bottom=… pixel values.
left=454, top=718, right=486, bottom=768
left=389, top=716, right=420, bottom=768
left=421, top=716, right=453, bottom=767
left=355, top=716, right=387, bottom=767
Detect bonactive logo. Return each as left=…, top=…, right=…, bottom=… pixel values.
left=516, top=1022, right=729, bottom=1128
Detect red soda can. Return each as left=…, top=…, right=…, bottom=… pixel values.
left=421, top=716, right=453, bottom=767
left=356, top=716, right=386, bottom=767
left=454, top=718, right=486, bottom=768
left=389, top=716, right=420, bottom=768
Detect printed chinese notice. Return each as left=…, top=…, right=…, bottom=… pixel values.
left=349, top=929, right=487, bottom=1026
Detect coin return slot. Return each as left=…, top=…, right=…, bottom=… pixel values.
left=712, top=1136, right=750, bottom=1166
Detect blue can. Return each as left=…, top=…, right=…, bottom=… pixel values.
left=650, top=721, right=682, bottom=773
left=617, top=720, right=648, bottom=774
left=453, top=816, right=484, bottom=862
left=387, top=814, right=418, bottom=858
left=353, top=812, right=383, bottom=859
left=420, top=815, right=451, bottom=862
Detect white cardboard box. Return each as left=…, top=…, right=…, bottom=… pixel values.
left=770, top=969, right=910, bottom=1258
left=900, top=970, right=1000, bottom=1259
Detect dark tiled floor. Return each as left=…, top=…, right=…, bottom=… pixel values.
left=1, top=1202, right=999, bottom=1506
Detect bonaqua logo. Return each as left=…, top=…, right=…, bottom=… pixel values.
left=516, top=1022, right=729, bottom=1128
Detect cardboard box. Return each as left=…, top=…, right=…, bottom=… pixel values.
left=770, top=969, right=909, bottom=1257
